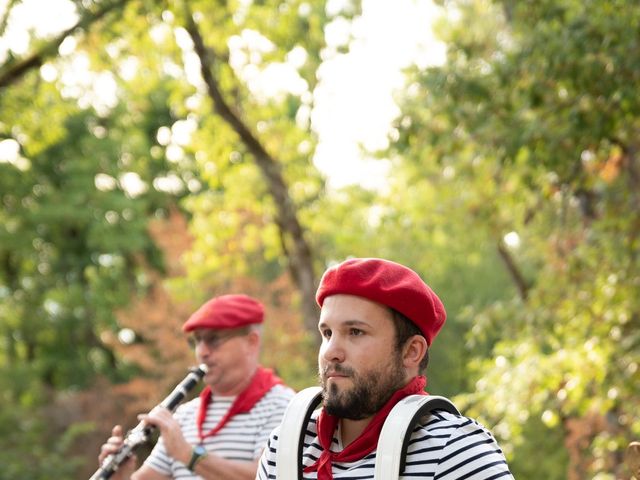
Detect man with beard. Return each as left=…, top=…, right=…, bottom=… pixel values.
left=97, top=294, right=295, bottom=480
left=256, top=257, right=513, bottom=479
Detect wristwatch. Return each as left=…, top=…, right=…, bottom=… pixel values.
left=187, top=444, right=208, bottom=471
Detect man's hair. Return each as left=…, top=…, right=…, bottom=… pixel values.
left=249, top=323, right=263, bottom=334
left=390, top=309, right=429, bottom=373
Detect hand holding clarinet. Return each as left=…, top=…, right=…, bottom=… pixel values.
left=92, top=364, right=208, bottom=480
left=97, top=425, right=136, bottom=480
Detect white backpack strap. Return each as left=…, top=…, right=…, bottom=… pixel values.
left=374, top=395, right=460, bottom=480
left=275, top=386, right=323, bottom=480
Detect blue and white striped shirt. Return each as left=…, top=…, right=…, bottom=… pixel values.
left=257, top=409, right=513, bottom=479
left=144, top=384, right=294, bottom=479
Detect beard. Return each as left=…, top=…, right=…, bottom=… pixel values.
left=320, top=353, right=407, bottom=420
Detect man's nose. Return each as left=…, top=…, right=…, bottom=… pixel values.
left=195, top=341, right=213, bottom=358
left=320, top=334, right=345, bottom=364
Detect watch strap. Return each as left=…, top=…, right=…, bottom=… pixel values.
left=187, top=445, right=207, bottom=471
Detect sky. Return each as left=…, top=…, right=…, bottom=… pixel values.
left=312, top=0, right=445, bottom=188
left=0, top=0, right=446, bottom=190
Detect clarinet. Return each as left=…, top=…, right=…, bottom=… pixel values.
left=89, top=364, right=208, bottom=480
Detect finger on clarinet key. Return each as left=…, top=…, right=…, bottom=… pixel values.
left=112, top=425, right=123, bottom=438
left=98, top=425, right=123, bottom=463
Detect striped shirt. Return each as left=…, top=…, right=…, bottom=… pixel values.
left=144, top=384, right=294, bottom=479
left=257, top=409, right=513, bottom=479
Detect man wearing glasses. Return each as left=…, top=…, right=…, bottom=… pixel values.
left=98, top=294, right=295, bottom=479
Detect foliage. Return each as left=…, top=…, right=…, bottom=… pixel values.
left=388, top=0, right=640, bottom=476
left=169, top=0, right=354, bottom=296
left=0, top=1, right=195, bottom=474
left=0, top=362, right=94, bottom=478
left=2, top=0, right=639, bottom=477
left=0, top=0, right=349, bottom=475
left=0, top=85, right=182, bottom=386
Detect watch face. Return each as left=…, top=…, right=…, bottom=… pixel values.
left=188, top=444, right=208, bottom=471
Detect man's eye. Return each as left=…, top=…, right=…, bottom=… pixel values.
left=321, top=329, right=332, bottom=338
left=350, top=328, right=363, bottom=336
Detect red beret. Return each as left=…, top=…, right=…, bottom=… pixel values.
left=315, top=258, right=446, bottom=345
left=182, top=294, right=264, bottom=332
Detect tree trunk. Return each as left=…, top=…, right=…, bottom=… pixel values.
left=183, top=11, right=319, bottom=335
left=496, top=239, right=530, bottom=301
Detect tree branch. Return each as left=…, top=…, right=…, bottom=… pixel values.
left=0, top=0, right=19, bottom=38
left=0, top=0, right=130, bottom=90
left=183, top=11, right=319, bottom=335
left=496, top=239, right=530, bottom=301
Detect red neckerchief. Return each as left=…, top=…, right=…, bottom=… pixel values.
left=304, top=375, right=427, bottom=480
left=196, top=366, right=283, bottom=443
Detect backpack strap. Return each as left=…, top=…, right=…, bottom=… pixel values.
left=374, top=394, right=460, bottom=480
left=275, top=386, right=322, bottom=480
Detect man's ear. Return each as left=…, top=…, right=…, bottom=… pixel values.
left=247, top=329, right=261, bottom=349
left=402, top=335, right=428, bottom=370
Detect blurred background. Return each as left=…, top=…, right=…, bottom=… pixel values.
left=0, top=0, right=638, bottom=478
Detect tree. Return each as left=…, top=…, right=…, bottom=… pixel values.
left=0, top=0, right=358, bottom=475
left=386, top=0, right=640, bottom=477
left=180, top=0, right=319, bottom=333
left=0, top=3, right=201, bottom=474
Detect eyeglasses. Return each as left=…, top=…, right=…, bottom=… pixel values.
left=187, top=327, right=250, bottom=350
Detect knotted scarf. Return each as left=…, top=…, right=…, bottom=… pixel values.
left=303, top=375, right=427, bottom=480
left=196, top=366, right=283, bottom=443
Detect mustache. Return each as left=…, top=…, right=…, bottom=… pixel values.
left=321, top=364, right=355, bottom=377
